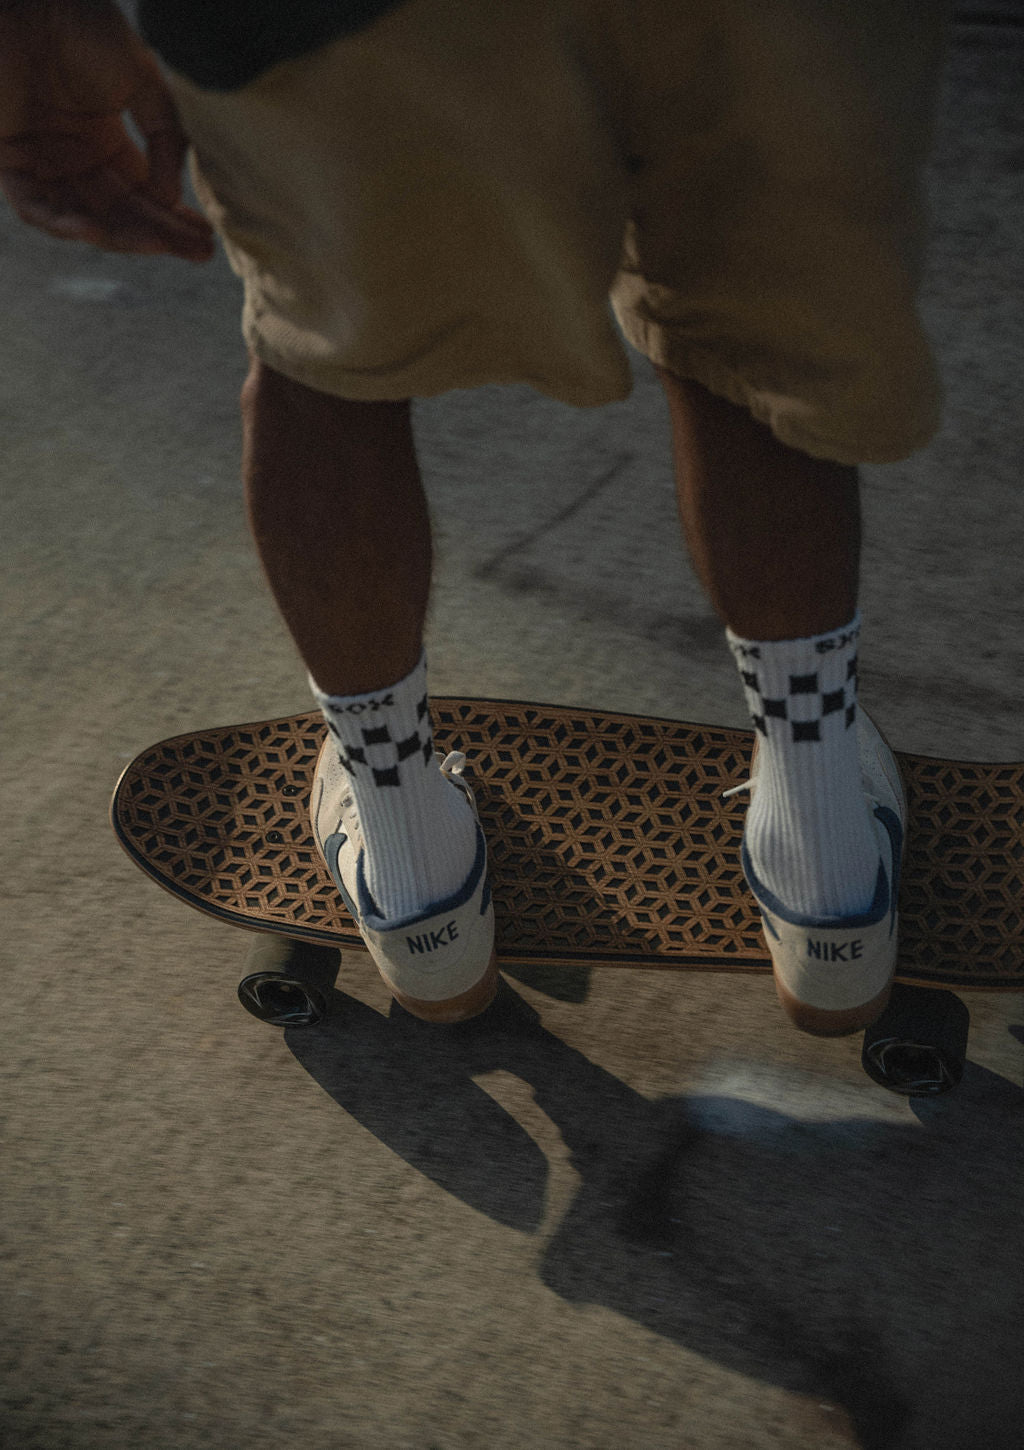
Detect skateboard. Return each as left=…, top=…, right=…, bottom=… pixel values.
left=111, top=699, right=1024, bottom=1096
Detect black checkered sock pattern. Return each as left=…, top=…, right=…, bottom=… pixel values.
left=311, top=651, right=477, bottom=920
left=726, top=614, right=880, bottom=917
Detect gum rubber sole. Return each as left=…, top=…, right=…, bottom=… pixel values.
left=388, top=950, right=500, bottom=1023
left=773, top=972, right=893, bottom=1038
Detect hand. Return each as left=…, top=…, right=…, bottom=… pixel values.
left=0, top=0, right=215, bottom=260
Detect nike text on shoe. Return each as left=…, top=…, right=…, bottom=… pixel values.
left=736, top=711, right=907, bottom=1036
left=312, top=740, right=498, bottom=1022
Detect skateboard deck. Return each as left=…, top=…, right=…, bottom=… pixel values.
left=112, top=698, right=1024, bottom=991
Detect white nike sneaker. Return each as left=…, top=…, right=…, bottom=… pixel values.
left=735, top=711, right=907, bottom=1036
left=311, top=742, right=498, bottom=1022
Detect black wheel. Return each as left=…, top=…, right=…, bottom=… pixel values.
left=862, top=983, right=970, bottom=1096
left=237, top=971, right=328, bottom=1026
left=237, top=936, right=338, bottom=1027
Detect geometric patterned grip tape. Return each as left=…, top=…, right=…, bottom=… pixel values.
left=111, top=699, right=1024, bottom=989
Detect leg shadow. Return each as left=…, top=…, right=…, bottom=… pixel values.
left=287, top=979, right=1024, bottom=1450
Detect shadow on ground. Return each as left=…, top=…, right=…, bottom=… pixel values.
left=287, top=980, right=1024, bottom=1450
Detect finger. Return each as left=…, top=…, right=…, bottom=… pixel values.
left=119, top=84, right=217, bottom=249
left=1, top=188, right=99, bottom=245
left=1, top=166, right=214, bottom=259
left=0, top=170, right=93, bottom=239
left=0, top=175, right=147, bottom=251
left=142, top=124, right=187, bottom=208
left=102, top=129, right=215, bottom=246
left=125, top=59, right=192, bottom=209
left=89, top=160, right=214, bottom=250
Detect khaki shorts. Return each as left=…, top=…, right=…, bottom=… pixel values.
left=166, top=0, right=948, bottom=464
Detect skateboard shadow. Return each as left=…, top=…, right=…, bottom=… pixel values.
left=286, top=982, right=1024, bottom=1450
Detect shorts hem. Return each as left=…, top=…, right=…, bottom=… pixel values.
left=241, top=319, right=635, bottom=409
left=621, top=324, right=943, bottom=467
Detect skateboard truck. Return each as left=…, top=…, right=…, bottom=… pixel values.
left=861, top=983, right=971, bottom=1095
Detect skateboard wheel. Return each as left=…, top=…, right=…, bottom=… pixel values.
left=861, top=983, right=970, bottom=1096
left=237, top=937, right=337, bottom=1027
left=237, top=971, right=329, bottom=1026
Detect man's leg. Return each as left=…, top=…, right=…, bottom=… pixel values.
left=658, top=370, right=898, bottom=1034
left=657, top=372, right=861, bottom=643
left=240, top=356, right=479, bottom=929
left=240, top=357, right=429, bottom=696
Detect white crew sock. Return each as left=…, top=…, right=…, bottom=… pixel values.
left=726, top=614, right=880, bottom=918
left=310, top=652, right=477, bottom=922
